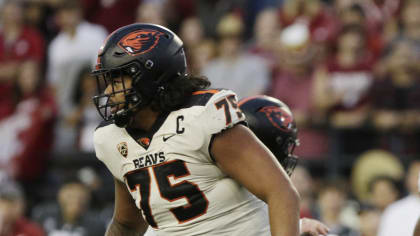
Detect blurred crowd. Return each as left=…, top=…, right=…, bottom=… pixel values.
left=0, top=0, right=419, bottom=235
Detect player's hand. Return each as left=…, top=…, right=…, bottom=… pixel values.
left=300, top=218, right=329, bottom=236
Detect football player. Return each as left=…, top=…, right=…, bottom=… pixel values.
left=239, top=95, right=330, bottom=236
left=144, top=96, right=330, bottom=236
left=92, top=23, right=299, bottom=236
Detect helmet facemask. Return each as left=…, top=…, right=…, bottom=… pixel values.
left=92, top=62, right=143, bottom=127
left=276, top=136, right=299, bottom=176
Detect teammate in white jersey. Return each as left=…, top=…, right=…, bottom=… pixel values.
left=239, top=95, right=330, bottom=236
left=92, top=23, right=299, bottom=236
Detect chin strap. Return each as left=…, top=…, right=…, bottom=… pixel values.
left=112, top=90, right=142, bottom=128
left=112, top=86, right=160, bottom=128
left=113, top=109, right=132, bottom=128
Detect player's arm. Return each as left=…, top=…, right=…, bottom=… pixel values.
left=106, top=178, right=148, bottom=236
left=414, top=217, right=420, bottom=236
left=211, top=124, right=300, bottom=236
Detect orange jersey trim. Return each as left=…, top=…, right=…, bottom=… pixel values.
left=192, top=89, right=219, bottom=95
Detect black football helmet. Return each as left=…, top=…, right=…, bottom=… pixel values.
left=239, top=95, right=299, bottom=176
left=92, top=23, right=187, bottom=127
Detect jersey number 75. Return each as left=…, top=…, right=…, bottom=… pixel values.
left=125, top=160, right=209, bottom=228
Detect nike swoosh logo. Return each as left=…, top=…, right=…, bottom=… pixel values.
left=163, top=134, right=176, bottom=142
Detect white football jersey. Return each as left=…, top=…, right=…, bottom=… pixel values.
left=94, top=89, right=270, bottom=236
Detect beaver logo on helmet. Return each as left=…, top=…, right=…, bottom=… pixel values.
left=92, top=23, right=187, bottom=128
left=118, top=29, right=164, bottom=56
left=258, top=106, right=293, bottom=132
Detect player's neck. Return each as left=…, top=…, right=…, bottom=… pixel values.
left=129, top=106, right=160, bottom=131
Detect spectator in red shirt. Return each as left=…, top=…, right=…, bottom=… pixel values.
left=280, top=0, right=339, bottom=44
left=336, top=3, right=384, bottom=59
left=0, top=0, right=45, bottom=83
left=0, top=60, right=56, bottom=181
left=0, top=60, right=56, bottom=208
left=333, top=0, right=402, bottom=35
left=0, top=0, right=46, bottom=121
left=270, top=22, right=329, bottom=159
left=359, top=0, right=402, bottom=32
left=82, top=0, right=141, bottom=33
left=314, top=24, right=376, bottom=155
left=0, top=180, right=45, bottom=236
